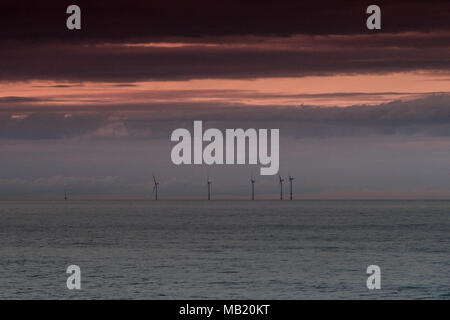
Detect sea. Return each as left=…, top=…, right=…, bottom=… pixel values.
left=0, top=200, right=448, bottom=299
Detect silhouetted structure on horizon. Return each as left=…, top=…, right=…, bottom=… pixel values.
left=207, top=175, right=212, bottom=200
left=289, top=175, right=295, bottom=200
left=152, top=173, right=159, bottom=200
left=251, top=174, right=256, bottom=200
left=278, top=174, right=284, bottom=200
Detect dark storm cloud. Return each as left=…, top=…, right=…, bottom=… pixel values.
left=1, top=95, right=449, bottom=140
left=0, top=96, right=44, bottom=103
left=1, top=0, right=450, bottom=82
left=113, top=84, right=139, bottom=87
left=32, top=84, right=85, bottom=88
left=2, top=31, right=450, bottom=82
left=5, top=90, right=446, bottom=112
left=1, top=0, right=450, bottom=43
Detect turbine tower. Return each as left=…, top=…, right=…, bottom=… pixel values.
left=152, top=173, right=159, bottom=200
left=207, top=175, right=212, bottom=200
left=251, top=174, right=256, bottom=200
left=278, top=174, right=284, bottom=200
left=289, top=175, right=295, bottom=200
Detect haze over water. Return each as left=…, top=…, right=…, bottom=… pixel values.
left=0, top=200, right=448, bottom=299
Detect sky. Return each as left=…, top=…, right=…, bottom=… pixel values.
left=1, top=0, right=450, bottom=199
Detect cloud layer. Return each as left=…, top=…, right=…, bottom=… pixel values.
left=0, top=95, right=449, bottom=140
left=2, top=32, right=450, bottom=82
left=2, top=0, right=450, bottom=43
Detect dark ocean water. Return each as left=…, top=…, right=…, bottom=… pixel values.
left=0, top=200, right=448, bottom=299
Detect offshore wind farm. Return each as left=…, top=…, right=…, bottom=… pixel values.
left=141, top=173, right=294, bottom=201
left=61, top=172, right=298, bottom=201
left=55, top=172, right=299, bottom=201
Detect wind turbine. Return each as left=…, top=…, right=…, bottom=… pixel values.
left=278, top=174, right=284, bottom=200
left=207, top=175, right=212, bottom=200
left=251, top=174, right=256, bottom=200
left=289, top=175, right=295, bottom=200
left=152, top=173, right=159, bottom=200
